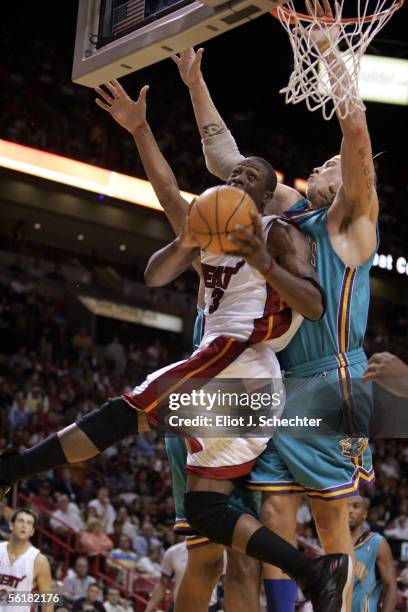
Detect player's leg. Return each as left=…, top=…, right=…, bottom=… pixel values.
left=261, top=492, right=301, bottom=612
left=309, top=497, right=354, bottom=612
left=246, top=437, right=303, bottom=611
left=165, top=436, right=224, bottom=612
left=184, top=475, right=352, bottom=612
left=0, top=397, right=148, bottom=494
left=175, top=542, right=224, bottom=612
left=224, top=549, right=261, bottom=612
left=224, top=484, right=262, bottom=611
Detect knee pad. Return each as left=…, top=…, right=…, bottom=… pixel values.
left=184, top=491, right=242, bottom=547
left=76, top=397, right=138, bottom=451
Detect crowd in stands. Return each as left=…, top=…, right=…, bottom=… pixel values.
left=0, top=249, right=408, bottom=608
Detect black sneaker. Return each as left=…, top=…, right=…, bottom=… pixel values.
left=0, top=445, right=16, bottom=500
left=301, top=553, right=353, bottom=612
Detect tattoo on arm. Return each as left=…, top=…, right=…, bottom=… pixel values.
left=358, top=146, right=374, bottom=203
left=203, top=123, right=225, bottom=137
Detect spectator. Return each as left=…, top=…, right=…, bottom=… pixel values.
left=62, top=557, right=95, bottom=602
left=155, top=496, right=175, bottom=528
left=132, top=521, right=161, bottom=557
left=136, top=546, right=162, bottom=579
left=103, top=588, right=133, bottom=612
left=384, top=514, right=408, bottom=540
left=116, top=507, right=138, bottom=541
left=29, top=480, right=55, bottom=514
left=72, top=327, right=93, bottom=353
left=107, top=534, right=139, bottom=584
left=50, top=560, right=65, bottom=600
left=72, top=584, right=106, bottom=612
left=50, top=494, right=84, bottom=534
left=25, top=386, right=49, bottom=414
left=88, top=486, right=116, bottom=535
left=0, top=499, right=12, bottom=540
left=79, top=518, right=113, bottom=556
left=105, top=337, right=126, bottom=375
left=9, top=392, right=31, bottom=430
left=55, top=467, right=81, bottom=502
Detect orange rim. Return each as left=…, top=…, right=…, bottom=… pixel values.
left=270, top=0, right=404, bottom=25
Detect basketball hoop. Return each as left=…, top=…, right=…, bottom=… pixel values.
left=270, top=0, right=404, bottom=120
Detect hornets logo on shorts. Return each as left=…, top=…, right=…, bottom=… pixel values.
left=339, top=437, right=369, bottom=459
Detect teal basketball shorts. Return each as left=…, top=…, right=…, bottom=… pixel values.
left=247, top=352, right=374, bottom=500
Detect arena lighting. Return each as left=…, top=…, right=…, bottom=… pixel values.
left=0, top=140, right=286, bottom=210
left=0, top=140, right=194, bottom=211
left=319, top=55, right=408, bottom=106
left=79, top=295, right=183, bottom=332
left=294, top=178, right=307, bottom=193
left=373, top=253, right=408, bottom=277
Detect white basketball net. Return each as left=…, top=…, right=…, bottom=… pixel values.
left=274, top=0, right=403, bottom=120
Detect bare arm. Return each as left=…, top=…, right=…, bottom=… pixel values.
left=362, top=352, right=408, bottom=398
left=229, top=215, right=325, bottom=320
left=144, top=575, right=171, bottom=612
left=144, top=235, right=200, bottom=287
left=307, top=1, right=378, bottom=232
left=376, top=538, right=398, bottom=612
left=35, top=554, right=54, bottom=612
left=95, top=80, right=189, bottom=234
left=172, top=48, right=228, bottom=141
left=173, top=50, right=302, bottom=212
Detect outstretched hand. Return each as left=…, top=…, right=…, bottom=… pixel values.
left=171, top=48, right=204, bottom=88
left=95, top=80, right=149, bottom=133
left=305, top=0, right=340, bottom=52
left=228, top=213, right=272, bottom=274
left=362, top=352, right=408, bottom=398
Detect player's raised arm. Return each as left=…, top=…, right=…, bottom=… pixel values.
left=95, top=80, right=189, bottom=234
left=307, top=0, right=378, bottom=257
left=173, top=49, right=301, bottom=212
left=173, top=48, right=244, bottom=180
left=229, top=214, right=326, bottom=320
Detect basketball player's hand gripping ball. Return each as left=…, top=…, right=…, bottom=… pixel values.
left=179, top=201, right=200, bottom=248
left=228, top=213, right=272, bottom=275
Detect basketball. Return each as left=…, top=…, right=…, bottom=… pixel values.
left=187, top=185, right=259, bottom=254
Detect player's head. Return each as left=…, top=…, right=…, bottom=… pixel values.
left=10, top=507, right=37, bottom=541
left=348, top=495, right=369, bottom=529
left=306, top=155, right=342, bottom=209
left=226, top=157, right=277, bottom=212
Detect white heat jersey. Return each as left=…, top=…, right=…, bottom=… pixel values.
left=200, top=215, right=303, bottom=349
left=0, top=542, right=39, bottom=612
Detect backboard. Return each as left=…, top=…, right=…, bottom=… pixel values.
left=72, top=0, right=286, bottom=87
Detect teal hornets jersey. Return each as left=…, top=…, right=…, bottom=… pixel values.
left=280, top=199, right=375, bottom=371
left=193, top=306, right=204, bottom=350
left=353, top=531, right=383, bottom=611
